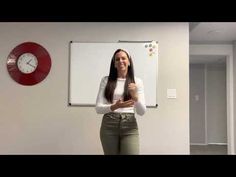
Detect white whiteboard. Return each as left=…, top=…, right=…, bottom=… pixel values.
left=69, top=41, right=158, bottom=107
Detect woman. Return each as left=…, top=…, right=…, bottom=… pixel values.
left=95, top=49, right=146, bottom=155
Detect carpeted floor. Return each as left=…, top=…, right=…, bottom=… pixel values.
left=190, top=145, right=227, bottom=155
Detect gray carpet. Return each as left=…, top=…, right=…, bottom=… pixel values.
left=190, top=145, right=227, bottom=155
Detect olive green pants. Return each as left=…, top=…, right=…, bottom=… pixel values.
left=100, top=112, right=139, bottom=155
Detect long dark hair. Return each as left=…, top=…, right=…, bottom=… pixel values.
left=104, top=49, right=135, bottom=103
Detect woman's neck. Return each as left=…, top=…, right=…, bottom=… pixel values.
left=118, top=71, right=127, bottom=78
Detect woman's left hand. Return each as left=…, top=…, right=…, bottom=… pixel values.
left=128, top=83, right=138, bottom=101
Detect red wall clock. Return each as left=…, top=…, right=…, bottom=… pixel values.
left=6, top=42, right=52, bottom=86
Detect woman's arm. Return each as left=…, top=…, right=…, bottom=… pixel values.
left=110, top=99, right=135, bottom=111
left=96, top=77, right=135, bottom=114
left=134, top=79, right=146, bottom=116
left=95, top=77, right=112, bottom=114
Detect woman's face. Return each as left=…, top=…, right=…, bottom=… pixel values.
left=114, top=51, right=130, bottom=73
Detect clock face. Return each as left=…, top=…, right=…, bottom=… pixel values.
left=17, top=53, right=38, bottom=74
left=6, top=42, right=51, bottom=86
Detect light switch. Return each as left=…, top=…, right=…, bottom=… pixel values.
left=194, top=95, right=199, bottom=101
left=167, top=89, right=176, bottom=99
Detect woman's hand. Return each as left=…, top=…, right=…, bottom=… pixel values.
left=110, top=99, right=134, bottom=111
left=128, top=83, right=138, bottom=101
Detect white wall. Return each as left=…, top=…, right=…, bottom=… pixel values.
left=0, top=23, right=189, bottom=154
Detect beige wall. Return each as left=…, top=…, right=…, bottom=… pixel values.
left=0, top=23, right=189, bottom=154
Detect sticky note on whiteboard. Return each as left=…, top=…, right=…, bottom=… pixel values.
left=144, top=41, right=158, bottom=57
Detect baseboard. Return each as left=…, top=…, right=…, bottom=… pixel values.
left=190, top=143, right=207, bottom=145
left=208, top=143, right=227, bottom=145
left=190, top=143, right=227, bottom=145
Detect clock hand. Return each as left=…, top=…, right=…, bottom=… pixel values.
left=28, top=63, right=36, bottom=68
left=27, top=59, right=32, bottom=64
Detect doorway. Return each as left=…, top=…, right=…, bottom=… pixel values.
left=189, top=55, right=227, bottom=155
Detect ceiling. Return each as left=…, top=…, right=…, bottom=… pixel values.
left=190, top=22, right=236, bottom=44
left=189, top=22, right=236, bottom=64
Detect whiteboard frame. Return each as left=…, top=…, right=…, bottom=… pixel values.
left=68, top=41, right=158, bottom=108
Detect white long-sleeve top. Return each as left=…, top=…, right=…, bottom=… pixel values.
left=95, top=76, right=146, bottom=116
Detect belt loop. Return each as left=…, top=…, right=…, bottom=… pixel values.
left=120, top=114, right=126, bottom=119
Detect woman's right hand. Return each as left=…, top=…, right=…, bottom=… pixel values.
left=110, top=99, right=134, bottom=111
